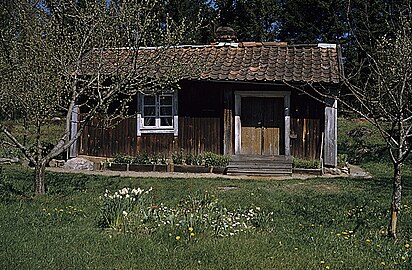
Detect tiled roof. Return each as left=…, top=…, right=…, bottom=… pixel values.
left=82, top=42, right=343, bottom=84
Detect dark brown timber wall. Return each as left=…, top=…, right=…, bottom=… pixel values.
left=78, top=116, right=221, bottom=157
left=78, top=81, right=223, bottom=157
left=290, top=91, right=324, bottom=160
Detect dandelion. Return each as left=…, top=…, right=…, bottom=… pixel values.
left=190, top=233, right=195, bottom=237
left=380, top=262, right=385, bottom=266
left=336, top=233, right=341, bottom=236
left=366, top=239, right=372, bottom=243
left=320, top=260, right=325, bottom=264
left=405, top=243, right=410, bottom=248
left=188, top=227, right=193, bottom=232
left=325, top=266, right=330, bottom=269
left=402, top=256, right=406, bottom=260
left=175, top=236, right=181, bottom=240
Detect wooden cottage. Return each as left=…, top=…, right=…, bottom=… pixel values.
left=71, top=42, right=343, bottom=174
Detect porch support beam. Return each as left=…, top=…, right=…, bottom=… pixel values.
left=234, top=94, right=241, bottom=154
left=284, top=94, right=291, bottom=156
left=324, top=98, right=337, bottom=167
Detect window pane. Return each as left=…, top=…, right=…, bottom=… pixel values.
left=160, top=117, right=173, bottom=127
left=144, top=117, right=156, bottom=126
left=160, top=95, right=173, bottom=105
left=144, top=106, right=156, bottom=116
left=160, top=106, right=172, bottom=116
left=144, top=96, right=156, bottom=105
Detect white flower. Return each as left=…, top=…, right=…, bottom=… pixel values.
left=119, top=187, right=129, bottom=195
left=122, top=211, right=128, bottom=216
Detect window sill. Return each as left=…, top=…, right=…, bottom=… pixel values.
left=139, top=128, right=175, bottom=134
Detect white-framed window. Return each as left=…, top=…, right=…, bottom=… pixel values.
left=137, top=92, right=178, bottom=135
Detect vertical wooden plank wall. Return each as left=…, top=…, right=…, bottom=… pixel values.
left=290, top=118, right=321, bottom=160
left=78, top=116, right=138, bottom=157
left=79, top=116, right=221, bottom=157
left=178, top=117, right=221, bottom=155
left=223, top=89, right=234, bottom=155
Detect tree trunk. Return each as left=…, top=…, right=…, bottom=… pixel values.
left=35, top=160, right=47, bottom=195
left=388, top=162, right=402, bottom=238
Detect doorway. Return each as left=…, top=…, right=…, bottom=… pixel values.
left=240, top=97, right=284, bottom=155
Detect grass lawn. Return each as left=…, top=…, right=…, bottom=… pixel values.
left=1, top=165, right=412, bottom=269
left=1, top=117, right=412, bottom=269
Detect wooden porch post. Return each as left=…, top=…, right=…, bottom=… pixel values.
left=234, top=94, right=241, bottom=154
left=324, top=97, right=337, bottom=167
left=284, top=94, right=291, bottom=156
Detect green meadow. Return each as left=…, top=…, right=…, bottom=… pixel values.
left=0, top=118, right=411, bottom=269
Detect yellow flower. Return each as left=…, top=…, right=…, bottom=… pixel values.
left=402, top=256, right=406, bottom=260
left=325, top=266, right=330, bottom=269
left=188, top=227, right=193, bottom=232
left=336, top=233, right=341, bottom=236
left=320, top=260, right=325, bottom=264
left=380, top=262, right=385, bottom=266
left=366, top=239, right=372, bottom=243
left=175, top=236, right=181, bottom=240
left=294, top=247, right=298, bottom=251
left=405, top=243, right=410, bottom=248
left=190, top=232, right=195, bottom=237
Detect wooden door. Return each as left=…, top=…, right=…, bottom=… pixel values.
left=241, top=97, right=284, bottom=155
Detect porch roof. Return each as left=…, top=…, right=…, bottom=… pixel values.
left=81, top=42, right=343, bottom=85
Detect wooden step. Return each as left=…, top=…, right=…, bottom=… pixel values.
left=227, top=155, right=292, bottom=176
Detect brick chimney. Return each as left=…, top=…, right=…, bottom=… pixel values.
left=214, top=26, right=237, bottom=43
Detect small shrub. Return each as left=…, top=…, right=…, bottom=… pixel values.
left=133, top=153, right=152, bottom=165
left=203, top=152, right=230, bottom=167
left=292, top=158, right=321, bottom=169
left=112, top=153, right=166, bottom=165
left=172, top=151, right=185, bottom=165
left=184, top=153, right=203, bottom=166
left=112, top=154, right=135, bottom=164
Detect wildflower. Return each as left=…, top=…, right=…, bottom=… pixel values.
left=402, top=256, right=406, bottom=260
left=294, top=247, right=298, bottom=251
left=175, top=236, right=181, bottom=240
left=190, top=233, right=195, bottom=237
left=320, top=260, right=325, bottom=264
left=325, top=266, right=330, bottom=269
left=380, top=262, right=385, bottom=266
left=336, top=233, right=341, bottom=237
left=405, top=243, right=410, bottom=248
left=188, top=227, right=193, bottom=232
left=366, top=239, right=372, bottom=243
left=122, top=211, right=128, bottom=217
